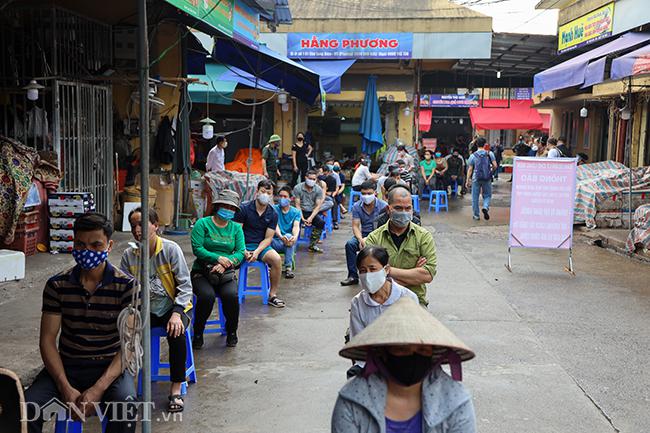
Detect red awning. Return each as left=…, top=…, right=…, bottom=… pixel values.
left=419, top=109, right=432, bottom=132
left=540, top=113, right=551, bottom=132
left=469, top=100, right=543, bottom=130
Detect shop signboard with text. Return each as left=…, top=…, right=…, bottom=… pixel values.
left=509, top=157, right=577, bottom=250
left=233, top=0, right=260, bottom=49
left=558, top=2, right=614, bottom=54
left=423, top=94, right=479, bottom=108
left=165, top=0, right=235, bottom=37
left=287, top=33, right=413, bottom=59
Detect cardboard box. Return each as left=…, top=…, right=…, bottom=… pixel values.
left=50, top=218, right=75, bottom=229
left=50, top=229, right=74, bottom=241
left=50, top=241, right=74, bottom=253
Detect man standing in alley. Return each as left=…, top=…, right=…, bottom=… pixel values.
left=206, top=135, right=228, bottom=172
left=234, top=179, right=285, bottom=308
left=262, top=134, right=282, bottom=185
left=365, top=185, right=437, bottom=305
left=466, top=138, right=497, bottom=221
left=340, top=180, right=387, bottom=286
left=25, top=213, right=138, bottom=432
left=293, top=169, right=332, bottom=253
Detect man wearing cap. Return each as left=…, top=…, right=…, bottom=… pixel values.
left=206, top=135, right=228, bottom=172
left=365, top=185, right=436, bottom=306
left=262, top=134, right=282, bottom=185
left=234, top=179, right=285, bottom=308
left=332, top=297, right=476, bottom=433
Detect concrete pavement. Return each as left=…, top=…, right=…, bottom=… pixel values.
left=1, top=179, right=649, bottom=432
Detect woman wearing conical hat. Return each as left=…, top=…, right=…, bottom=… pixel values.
left=332, top=297, right=476, bottom=433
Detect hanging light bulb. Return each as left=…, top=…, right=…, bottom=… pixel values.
left=201, top=117, right=216, bottom=139
left=459, top=118, right=464, bottom=125
left=23, top=79, right=45, bottom=101
left=277, top=89, right=288, bottom=105
left=580, top=106, right=588, bottom=118
left=403, top=106, right=411, bottom=116
left=496, top=70, right=502, bottom=79
left=620, top=106, right=632, bottom=120
left=281, top=103, right=289, bottom=112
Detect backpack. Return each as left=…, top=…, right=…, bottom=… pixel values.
left=474, top=152, right=492, bottom=181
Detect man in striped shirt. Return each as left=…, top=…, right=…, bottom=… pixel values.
left=25, top=213, right=138, bottom=432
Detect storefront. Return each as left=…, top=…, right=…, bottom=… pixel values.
left=259, top=1, right=493, bottom=159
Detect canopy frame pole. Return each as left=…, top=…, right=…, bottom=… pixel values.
left=137, top=0, right=151, bottom=432
left=245, top=74, right=259, bottom=197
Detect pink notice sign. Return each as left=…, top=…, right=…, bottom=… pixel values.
left=509, top=157, right=578, bottom=249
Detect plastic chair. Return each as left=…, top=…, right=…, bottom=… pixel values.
left=238, top=261, right=270, bottom=304
left=55, top=415, right=108, bottom=433
left=428, top=191, right=449, bottom=213
left=324, top=209, right=333, bottom=234
left=138, top=326, right=197, bottom=396
left=348, top=190, right=362, bottom=210
left=412, top=195, right=420, bottom=213
left=420, top=187, right=432, bottom=201
left=204, top=296, right=227, bottom=336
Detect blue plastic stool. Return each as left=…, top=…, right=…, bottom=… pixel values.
left=138, top=326, right=197, bottom=396
left=204, top=296, right=227, bottom=336
left=238, top=261, right=270, bottom=304
left=324, top=209, right=333, bottom=233
left=420, top=187, right=432, bottom=201
left=55, top=415, right=107, bottom=433
left=412, top=195, right=420, bottom=213
left=428, top=191, right=449, bottom=213
left=298, top=224, right=325, bottom=245
left=451, top=180, right=458, bottom=197
left=348, top=190, right=362, bottom=210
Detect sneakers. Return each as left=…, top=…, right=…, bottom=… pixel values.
left=284, top=267, right=295, bottom=279
left=472, top=215, right=480, bottom=221
left=482, top=208, right=490, bottom=220
left=226, top=332, right=238, bottom=347
left=192, top=334, right=204, bottom=350
left=340, top=277, right=359, bottom=286
left=309, top=245, right=324, bottom=253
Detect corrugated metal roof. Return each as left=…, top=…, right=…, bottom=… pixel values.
left=289, top=0, right=487, bottom=20
left=275, top=5, right=292, bottom=24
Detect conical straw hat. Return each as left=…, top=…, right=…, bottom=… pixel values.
left=339, top=297, right=475, bottom=363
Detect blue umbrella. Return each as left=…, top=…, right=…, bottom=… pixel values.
left=359, top=75, right=383, bottom=155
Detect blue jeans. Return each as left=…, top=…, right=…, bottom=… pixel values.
left=345, top=236, right=362, bottom=280
left=271, top=237, right=296, bottom=268
left=472, top=179, right=492, bottom=218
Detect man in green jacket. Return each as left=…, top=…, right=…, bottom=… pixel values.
left=365, top=185, right=437, bottom=305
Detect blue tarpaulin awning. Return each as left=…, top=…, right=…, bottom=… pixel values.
left=218, top=66, right=280, bottom=92
left=212, top=39, right=323, bottom=105
left=534, top=32, right=650, bottom=94
left=298, top=60, right=355, bottom=94
left=611, top=43, right=650, bottom=80
left=188, top=64, right=238, bottom=105
left=359, top=75, right=383, bottom=155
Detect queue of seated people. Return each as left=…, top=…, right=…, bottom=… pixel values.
left=24, top=174, right=477, bottom=433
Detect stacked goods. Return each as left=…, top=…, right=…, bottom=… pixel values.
left=1, top=208, right=40, bottom=256
left=48, top=192, right=95, bottom=253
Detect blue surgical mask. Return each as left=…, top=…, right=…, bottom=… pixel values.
left=279, top=197, right=290, bottom=208
left=217, top=208, right=236, bottom=221
left=72, top=249, right=109, bottom=270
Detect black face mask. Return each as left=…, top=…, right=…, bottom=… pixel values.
left=382, top=352, right=433, bottom=386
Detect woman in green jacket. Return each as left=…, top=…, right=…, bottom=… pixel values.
left=191, top=189, right=245, bottom=350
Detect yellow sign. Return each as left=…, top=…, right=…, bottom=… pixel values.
left=558, top=3, right=614, bottom=53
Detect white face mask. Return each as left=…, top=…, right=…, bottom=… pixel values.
left=359, top=268, right=387, bottom=294
left=305, top=178, right=316, bottom=187
left=361, top=194, right=375, bottom=205
left=257, top=193, right=272, bottom=206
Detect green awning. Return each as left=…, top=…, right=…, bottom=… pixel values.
left=188, top=64, right=237, bottom=105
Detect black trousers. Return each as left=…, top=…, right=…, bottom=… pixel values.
left=291, top=163, right=309, bottom=186
left=301, top=209, right=325, bottom=229
left=150, top=309, right=191, bottom=383
left=191, top=272, right=239, bottom=336
left=24, top=364, right=137, bottom=433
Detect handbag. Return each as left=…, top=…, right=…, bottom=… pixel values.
left=203, top=265, right=237, bottom=287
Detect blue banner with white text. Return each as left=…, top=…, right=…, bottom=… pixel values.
left=287, top=33, right=413, bottom=59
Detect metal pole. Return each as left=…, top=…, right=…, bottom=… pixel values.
left=137, top=1, right=151, bottom=431
left=245, top=75, right=259, bottom=200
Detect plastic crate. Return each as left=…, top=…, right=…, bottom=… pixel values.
left=2, top=226, right=38, bottom=256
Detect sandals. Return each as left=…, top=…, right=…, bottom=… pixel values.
left=268, top=296, right=286, bottom=308
left=168, top=394, right=184, bottom=413
left=284, top=268, right=295, bottom=279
